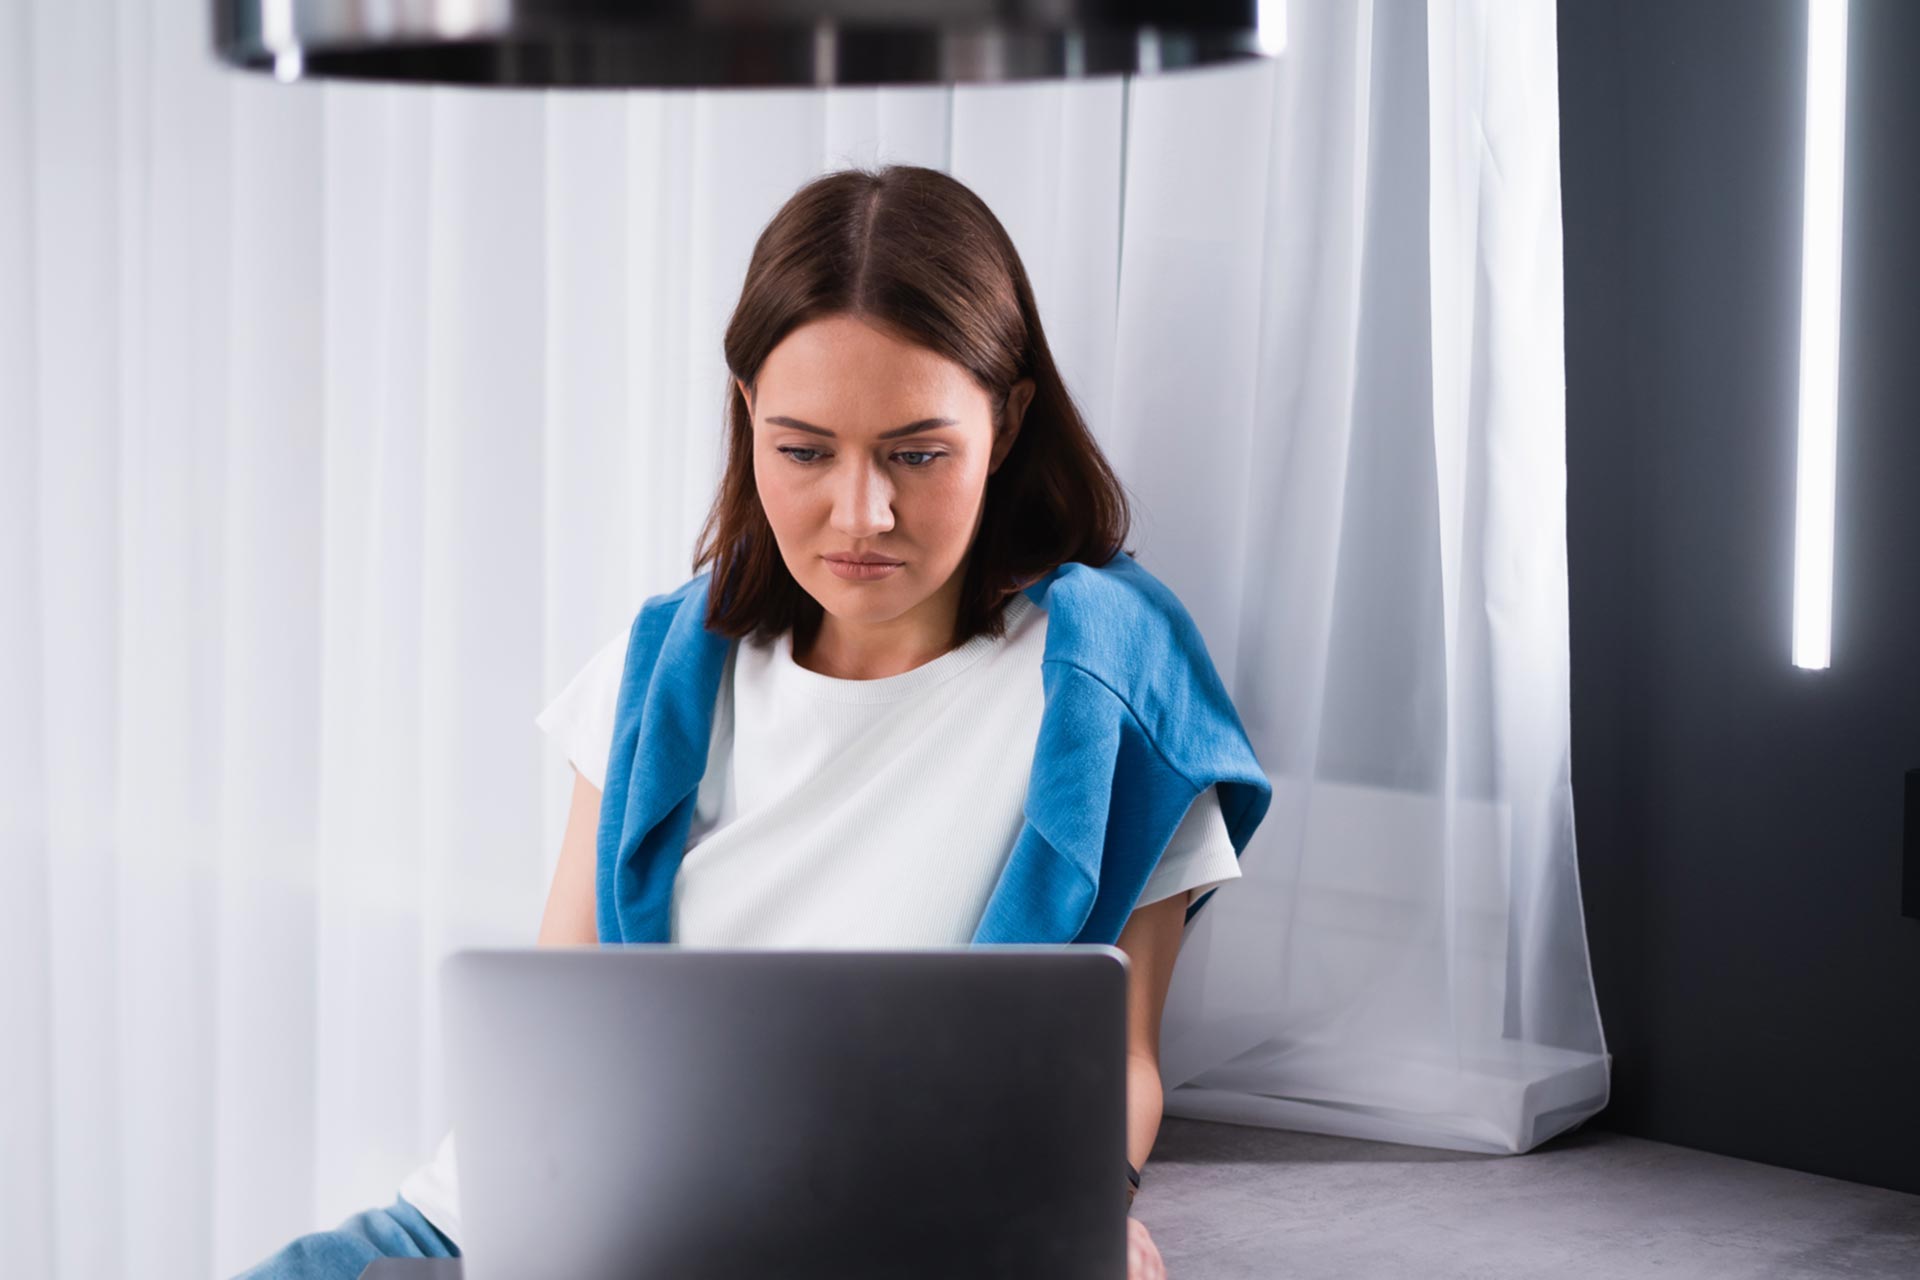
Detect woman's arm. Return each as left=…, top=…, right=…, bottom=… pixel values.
left=535, top=767, right=603, bottom=946
left=1113, top=892, right=1189, bottom=1171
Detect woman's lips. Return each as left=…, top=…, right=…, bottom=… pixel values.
left=824, top=556, right=903, bottom=582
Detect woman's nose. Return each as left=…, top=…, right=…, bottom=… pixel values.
left=830, top=460, right=895, bottom=538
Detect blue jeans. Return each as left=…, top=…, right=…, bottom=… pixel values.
left=231, top=1195, right=459, bottom=1279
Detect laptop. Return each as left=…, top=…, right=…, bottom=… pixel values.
left=434, top=945, right=1131, bottom=1280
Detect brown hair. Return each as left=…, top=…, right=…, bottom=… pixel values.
left=692, top=164, right=1133, bottom=653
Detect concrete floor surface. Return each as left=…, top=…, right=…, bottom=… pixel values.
left=1136, top=1116, right=1920, bottom=1278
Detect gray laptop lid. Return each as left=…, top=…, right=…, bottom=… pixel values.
left=442, top=946, right=1130, bottom=1280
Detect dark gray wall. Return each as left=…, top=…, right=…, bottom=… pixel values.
left=1559, top=0, right=1920, bottom=1196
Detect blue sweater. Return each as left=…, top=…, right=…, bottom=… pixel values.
left=595, top=551, right=1273, bottom=946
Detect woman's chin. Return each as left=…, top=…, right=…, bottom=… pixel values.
left=810, top=576, right=915, bottom=622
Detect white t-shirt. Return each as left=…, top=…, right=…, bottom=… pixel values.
left=398, top=592, right=1242, bottom=1241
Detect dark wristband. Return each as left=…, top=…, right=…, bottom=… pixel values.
left=1125, top=1160, right=1141, bottom=1206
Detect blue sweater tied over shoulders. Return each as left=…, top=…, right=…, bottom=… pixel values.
left=595, top=551, right=1273, bottom=946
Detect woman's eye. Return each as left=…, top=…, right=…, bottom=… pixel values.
left=775, top=446, right=943, bottom=469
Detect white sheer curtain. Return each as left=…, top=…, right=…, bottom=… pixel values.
left=1153, top=0, right=1608, bottom=1157
left=0, top=0, right=1606, bottom=1275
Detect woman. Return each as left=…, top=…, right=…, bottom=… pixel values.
left=239, top=163, right=1271, bottom=1280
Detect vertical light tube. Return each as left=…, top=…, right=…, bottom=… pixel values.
left=1258, top=0, right=1289, bottom=56
left=1793, top=0, right=1849, bottom=670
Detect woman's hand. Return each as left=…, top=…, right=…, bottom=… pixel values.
left=1127, top=1215, right=1166, bottom=1280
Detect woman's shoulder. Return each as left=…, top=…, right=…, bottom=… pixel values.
left=641, top=569, right=715, bottom=619
left=1030, top=553, right=1257, bottom=767
left=603, top=570, right=722, bottom=686
left=1027, top=552, right=1210, bottom=676
left=1023, top=553, right=1272, bottom=878
left=624, top=570, right=717, bottom=641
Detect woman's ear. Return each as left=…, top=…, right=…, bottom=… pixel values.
left=990, top=378, right=1037, bottom=474
left=735, top=377, right=755, bottom=418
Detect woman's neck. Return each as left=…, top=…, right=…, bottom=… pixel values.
left=794, top=574, right=965, bottom=680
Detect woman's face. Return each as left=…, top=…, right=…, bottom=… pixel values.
left=738, top=313, right=1032, bottom=638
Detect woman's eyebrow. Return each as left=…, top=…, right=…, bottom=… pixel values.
left=765, top=415, right=959, bottom=440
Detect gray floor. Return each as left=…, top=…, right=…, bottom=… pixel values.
left=1135, top=1117, right=1920, bottom=1278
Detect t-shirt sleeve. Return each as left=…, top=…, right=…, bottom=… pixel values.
left=1133, top=783, right=1242, bottom=910
left=534, top=626, right=630, bottom=792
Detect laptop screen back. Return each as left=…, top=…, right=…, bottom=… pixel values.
left=442, top=946, right=1130, bottom=1280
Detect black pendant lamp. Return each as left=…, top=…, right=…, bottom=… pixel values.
left=212, top=0, right=1276, bottom=89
